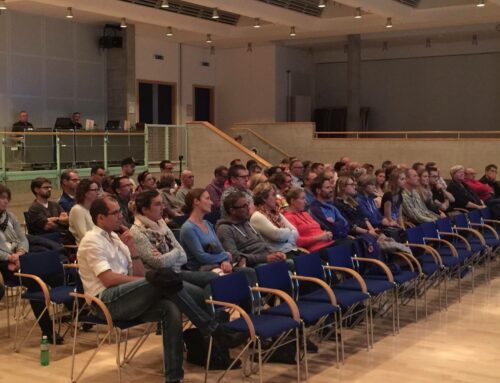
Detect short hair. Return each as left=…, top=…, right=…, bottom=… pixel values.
left=101, top=175, right=115, bottom=193
left=111, top=176, right=129, bottom=194
left=157, top=175, right=176, bottom=189
left=485, top=164, right=498, bottom=172
left=246, top=159, right=258, bottom=171
left=311, top=176, right=328, bottom=197
left=160, top=160, right=173, bottom=170
left=0, top=185, right=12, bottom=201
left=137, top=170, right=151, bottom=185
left=249, top=164, right=262, bottom=174
left=412, top=162, right=424, bottom=171
left=229, top=158, right=242, bottom=167
left=31, top=177, right=51, bottom=195
left=228, top=164, right=247, bottom=182
left=425, top=162, right=437, bottom=171
left=357, top=174, right=376, bottom=192
left=135, top=189, right=160, bottom=215
left=265, top=166, right=281, bottom=178
left=90, top=196, right=116, bottom=224
left=248, top=173, right=267, bottom=190
left=183, top=188, right=206, bottom=215
left=269, top=172, right=288, bottom=189
left=381, top=160, right=393, bottom=169
left=90, top=165, right=105, bottom=176
left=285, top=187, right=303, bottom=204
left=60, top=169, right=76, bottom=186
left=374, top=168, right=385, bottom=176
left=311, top=162, right=324, bottom=172
left=280, top=157, right=291, bottom=165
left=72, top=112, right=80, bottom=117
left=450, top=165, right=464, bottom=178
left=333, top=161, right=345, bottom=172
left=223, top=190, right=246, bottom=214
left=214, top=165, right=228, bottom=177
left=427, top=167, right=438, bottom=174
left=289, top=159, right=302, bottom=169
left=75, top=179, right=95, bottom=204
left=252, top=182, right=275, bottom=206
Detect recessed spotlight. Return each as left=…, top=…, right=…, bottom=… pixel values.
left=477, top=0, right=486, bottom=7
left=290, top=26, right=296, bottom=37
left=318, top=0, right=326, bottom=8
left=206, top=33, right=212, bottom=43
left=355, top=7, right=362, bottom=19
left=66, top=7, right=73, bottom=19
left=0, top=0, right=7, bottom=10
left=386, top=17, right=393, bottom=28
left=254, top=18, right=261, bottom=28
left=212, top=8, right=219, bottom=19
left=161, top=0, right=169, bottom=8
left=120, top=18, right=127, bottom=28
left=166, top=26, right=173, bottom=36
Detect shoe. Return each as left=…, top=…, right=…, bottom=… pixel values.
left=45, top=333, right=64, bottom=345
left=211, top=325, right=248, bottom=349
left=82, top=323, right=94, bottom=332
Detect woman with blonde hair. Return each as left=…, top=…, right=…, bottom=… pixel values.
left=380, top=168, right=406, bottom=228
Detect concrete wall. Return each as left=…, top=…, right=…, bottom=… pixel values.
left=0, top=11, right=107, bottom=130
left=232, top=122, right=500, bottom=172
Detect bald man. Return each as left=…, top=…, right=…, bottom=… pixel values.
left=176, top=170, right=194, bottom=204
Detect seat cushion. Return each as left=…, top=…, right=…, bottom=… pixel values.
left=22, top=286, right=74, bottom=304
left=265, top=300, right=337, bottom=325
left=336, top=278, right=394, bottom=296
left=223, top=313, right=299, bottom=339
left=301, top=287, right=368, bottom=308
left=367, top=270, right=418, bottom=285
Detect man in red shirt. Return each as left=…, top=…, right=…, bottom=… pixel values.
left=463, top=168, right=494, bottom=202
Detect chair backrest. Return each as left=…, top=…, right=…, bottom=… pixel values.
left=326, top=243, right=354, bottom=269
left=210, top=272, right=253, bottom=312
left=205, top=210, right=221, bottom=226
left=454, top=213, right=470, bottom=228
left=293, top=252, right=325, bottom=280
left=480, top=207, right=492, bottom=220
left=436, top=217, right=454, bottom=232
left=420, top=221, right=439, bottom=238
left=172, top=214, right=188, bottom=227
left=254, top=261, right=293, bottom=295
left=406, top=226, right=425, bottom=245
left=19, top=250, right=65, bottom=290
left=468, top=209, right=483, bottom=224
left=23, top=211, right=34, bottom=235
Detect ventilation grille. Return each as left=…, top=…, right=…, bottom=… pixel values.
left=393, top=0, right=420, bottom=7
left=257, top=0, right=325, bottom=17
left=120, top=0, right=240, bottom=26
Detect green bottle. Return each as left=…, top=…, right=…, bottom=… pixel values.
left=40, top=335, right=49, bottom=366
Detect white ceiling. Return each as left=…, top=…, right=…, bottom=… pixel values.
left=3, top=0, right=500, bottom=48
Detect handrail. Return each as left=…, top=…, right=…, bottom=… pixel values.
left=231, top=127, right=290, bottom=158
left=187, top=121, right=272, bottom=168
left=0, top=131, right=144, bottom=137
left=314, top=130, right=500, bottom=140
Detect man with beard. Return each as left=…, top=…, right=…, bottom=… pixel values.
left=111, top=176, right=134, bottom=228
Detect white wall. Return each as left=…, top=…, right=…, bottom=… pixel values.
left=314, top=36, right=500, bottom=131
left=214, top=45, right=277, bottom=132
left=0, top=11, right=106, bottom=130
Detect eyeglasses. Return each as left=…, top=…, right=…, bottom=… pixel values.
left=232, top=203, right=249, bottom=210
left=105, top=209, right=122, bottom=216
left=235, top=175, right=249, bottom=179
left=40, top=186, right=52, bottom=189
left=120, top=183, right=133, bottom=188
left=70, top=178, right=80, bottom=182
left=96, top=172, right=106, bottom=177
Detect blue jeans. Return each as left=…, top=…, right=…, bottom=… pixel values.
left=99, top=279, right=218, bottom=382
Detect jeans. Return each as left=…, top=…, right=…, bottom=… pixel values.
left=99, top=279, right=218, bottom=382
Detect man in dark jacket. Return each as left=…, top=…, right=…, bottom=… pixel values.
left=480, top=164, right=500, bottom=198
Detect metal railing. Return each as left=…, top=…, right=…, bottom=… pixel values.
left=313, top=130, right=500, bottom=140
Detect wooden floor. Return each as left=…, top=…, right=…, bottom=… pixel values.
left=2, top=262, right=500, bottom=383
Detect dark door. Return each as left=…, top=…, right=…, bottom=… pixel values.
left=138, top=82, right=174, bottom=124
left=194, top=86, right=213, bottom=123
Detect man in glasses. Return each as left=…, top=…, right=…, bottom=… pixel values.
left=90, top=165, right=106, bottom=195
left=78, top=196, right=246, bottom=383
left=111, top=176, right=134, bottom=227
left=216, top=191, right=286, bottom=267
left=220, top=164, right=254, bottom=218
left=58, top=169, right=80, bottom=212
left=289, top=159, right=304, bottom=188
left=479, top=164, right=500, bottom=198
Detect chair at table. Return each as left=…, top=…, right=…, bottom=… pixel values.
left=206, top=272, right=303, bottom=383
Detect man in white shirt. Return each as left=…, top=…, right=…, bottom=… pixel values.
left=78, top=196, right=244, bottom=383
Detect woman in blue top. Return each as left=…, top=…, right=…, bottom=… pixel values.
left=379, top=168, right=406, bottom=228
left=180, top=188, right=232, bottom=274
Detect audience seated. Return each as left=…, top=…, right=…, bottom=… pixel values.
left=268, top=172, right=292, bottom=212
left=356, top=174, right=390, bottom=228
left=216, top=191, right=287, bottom=267
left=89, top=165, right=106, bottom=196
left=157, top=175, right=184, bottom=220
left=176, top=170, right=195, bottom=205
left=77, top=196, right=246, bottom=383
left=27, top=177, right=75, bottom=245
left=417, top=169, right=443, bottom=215
left=136, top=170, right=157, bottom=194
left=58, top=169, right=80, bottom=213
left=250, top=183, right=302, bottom=258
left=302, top=170, right=317, bottom=209
left=373, top=169, right=386, bottom=208
left=120, top=157, right=137, bottom=188
left=463, top=167, right=500, bottom=217
left=447, top=165, right=485, bottom=211
left=311, top=162, right=325, bottom=175
left=283, top=187, right=334, bottom=252
left=379, top=169, right=405, bottom=228
left=248, top=173, right=268, bottom=191
left=289, top=159, right=304, bottom=187
left=205, top=165, right=228, bottom=212
left=428, top=167, right=454, bottom=213
left=111, top=176, right=134, bottom=227
left=69, top=179, right=98, bottom=244
left=220, top=164, right=253, bottom=218
left=402, top=168, right=441, bottom=224
left=479, top=164, right=500, bottom=197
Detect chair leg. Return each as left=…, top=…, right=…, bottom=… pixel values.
left=423, top=277, right=428, bottom=319
left=204, top=336, right=213, bottom=383
left=414, top=281, right=418, bottom=322
left=258, top=338, right=263, bottom=383
left=338, top=311, right=345, bottom=363
left=116, top=329, right=122, bottom=383
left=295, top=328, right=301, bottom=383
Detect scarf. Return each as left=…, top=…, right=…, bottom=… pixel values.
left=0, top=211, right=9, bottom=232
left=256, top=205, right=285, bottom=228
left=134, top=214, right=173, bottom=253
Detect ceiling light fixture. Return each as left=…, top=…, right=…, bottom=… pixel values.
left=120, top=17, right=127, bottom=28
left=0, top=0, right=7, bottom=10
left=212, top=8, right=219, bottom=19
left=476, top=0, right=485, bottom=7
left=254, top=18, right=261, bottom=28
left=161, top=0, right=169, bottom=8
left=66, top=7, right=73, bottom=19
left=166, top=26, right=173, bottom=36
left=355, top=7, right=362, bottom=19
left=318, top=0, right=326, bottom=8
left=386, top=17, right=393, bottom=28
left=206, top=33, right=212, bottom=43
left=290, top=26, right=296, bottom=37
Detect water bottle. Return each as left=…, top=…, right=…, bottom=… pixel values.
left=40, top=335, right=49, bottom=366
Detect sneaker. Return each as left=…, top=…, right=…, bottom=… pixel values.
left=46, top=333, right=64, bottom=345
left=211, top=325, right=248, bottom=349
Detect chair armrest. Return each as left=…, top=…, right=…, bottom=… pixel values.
left=405, top=243, right=443, bottom=266
left=252, top=286, right=300, bottom=322
left=423, top=237, right=458, bottom=257
left=64, top=245, right=79, bottom=249
left=354, top=257, right=394, bottom=283
left=438, top=232, right=472, bottom=251
left=389, top=252, right=415, bottom=272
left=297, top=247, right=310, bottom=254
left=453, top=208, right=469, bottom=213
left=455, top=227, right=486, bottom=245
left=63, top=263, right=79, bottom=269
left=394, top=252, right=422, bottom=275
left=323, top=266, right=368, bottom=293
left=206, top=299, right=256, bottom=341
left=291, top=275, right=338, bottom=306
left=70, top=292, right=113, bottom=332
left=469, top=223, right=499, bottom=240
left=483, top=218, right=500, bottom=226
left=14, top=272, right=50, bottom=306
